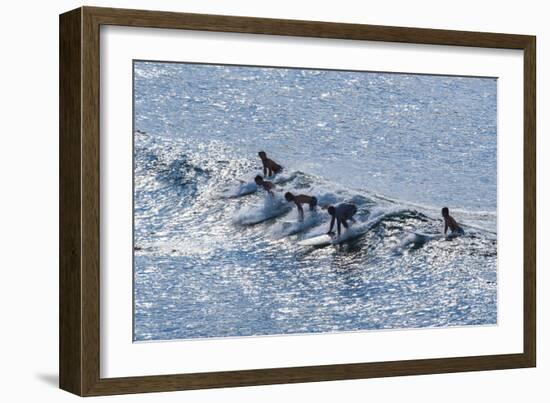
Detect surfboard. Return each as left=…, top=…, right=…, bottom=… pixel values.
left=399, top=231, right=460, bottom=250
left=299, top=222, right=371, bottom=246
left=330, top=225, right=370, bottom=244
left=298, top=234, right=333, bottom=246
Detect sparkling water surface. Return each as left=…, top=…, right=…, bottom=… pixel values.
left=133, top=61, right=497, bottom=341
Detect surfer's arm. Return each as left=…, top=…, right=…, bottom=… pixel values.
left=263, top=165, right=268, bottom=177
left=296, top=203, right=304, bottom=222
left=444, top=221, right=448, bottom=234
left=337, top=219, right=342, bottom=237
left=327, top=216, right=335, bottom=234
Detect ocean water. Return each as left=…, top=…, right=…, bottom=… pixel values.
left=133, top=61, right=497, bottom=341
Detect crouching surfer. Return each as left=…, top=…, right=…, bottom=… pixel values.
left=326, top=203, right=357, bottom=237
left=441, top=207, right=465, bottom=236
left=255, top=175, right=275, bottom=197
left=284, top=192, right=317, bottom=222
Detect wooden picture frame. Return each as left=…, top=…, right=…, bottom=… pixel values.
left=59, top=6, right=536, bottom=396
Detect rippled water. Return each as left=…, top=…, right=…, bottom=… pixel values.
left=133, top=61, right=497, bottom=341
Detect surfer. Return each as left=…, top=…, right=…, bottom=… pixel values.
left=255, top=175, right=275, bottom=197
left=326, top=203, right=357, bottom=237
left=258, top=151, right=283, bottom=177
left=442, top=207, right=465, bottom=235
left=284, top=192, right=317, bottom=222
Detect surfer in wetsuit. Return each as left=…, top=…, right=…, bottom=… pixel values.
left=442, top=207, right=465, bottom=235
left=284, top=192, right=317, bottom=222
left=258, top=151, right=283, bottom=177
left=326, top=203, right=357, bottom=237
left=255, top=175, right=275, bottom=197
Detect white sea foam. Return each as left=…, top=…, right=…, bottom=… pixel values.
left=233, top=193, right=292, bottom=225
left=222, top=181, right=258, bottom=198
left=269, top=209, right=323, bottom=238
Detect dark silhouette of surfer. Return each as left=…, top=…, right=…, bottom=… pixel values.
left=255, top=175, right=275, bottom=196
left=442, top=207, right=465, bottom=235
left=258, top=151, right=282, bottom=177
left=284, top=192, right=317, bottom=222
left=326, top=203, right=357, bottom=237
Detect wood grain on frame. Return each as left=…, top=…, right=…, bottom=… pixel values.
left=59, top=7, right=82, bottom=395
left=59, top=6, right=536, bottom=396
